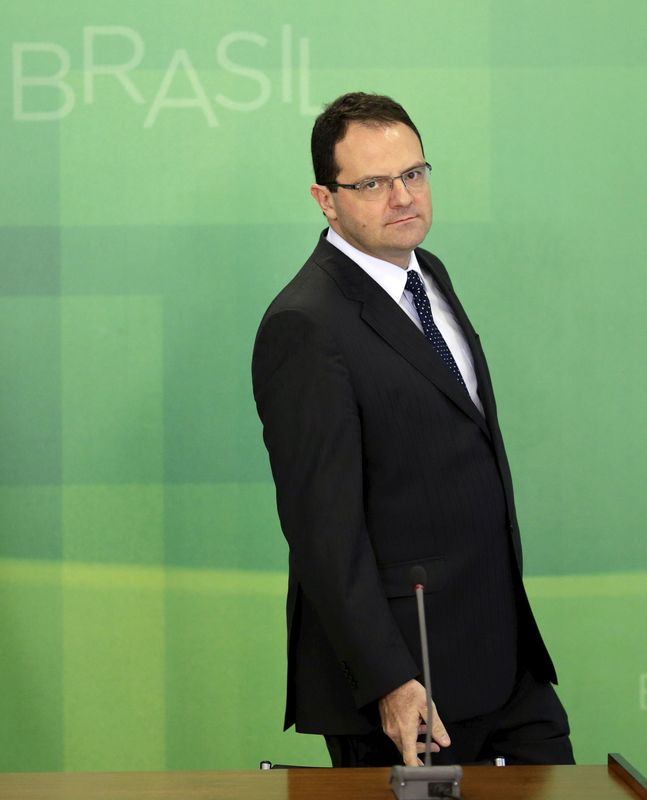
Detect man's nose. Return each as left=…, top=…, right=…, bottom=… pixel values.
left=388, top=176, right=413, bottom=206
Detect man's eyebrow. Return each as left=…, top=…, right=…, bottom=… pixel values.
left=352, top=162, right=427, bottom=182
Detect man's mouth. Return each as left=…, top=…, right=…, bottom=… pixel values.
left=387, top=215, right=417, bottom=225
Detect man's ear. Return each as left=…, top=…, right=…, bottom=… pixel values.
left=310, top=184, right=338, bottom=221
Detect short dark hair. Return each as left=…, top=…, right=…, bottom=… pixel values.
left=311, top=92, right=424, bottom=188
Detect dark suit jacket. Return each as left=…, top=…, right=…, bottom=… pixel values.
left=252, top=232, right=556, bottom=735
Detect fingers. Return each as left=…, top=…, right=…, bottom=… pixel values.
left=421, top=704, right=451, bottom=749
left=402, top=738, right=420, bottom=767
left=430, top=704, right=451, bottom=748
left=398, top=714, right=424, bottom=767
left=416, top=740, right=440, bottom=754
left=382, top=714, right=421, bottom=765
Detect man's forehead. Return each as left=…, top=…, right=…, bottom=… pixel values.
left=334, top=121, right=424, bottom=175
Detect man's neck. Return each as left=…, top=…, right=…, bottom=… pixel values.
left=326, top=227, right=414, bottom=271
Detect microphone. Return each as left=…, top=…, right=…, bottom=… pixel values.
left=409, top=565, right=427, bottom=589
left=389, top=566, right=463, bottom=800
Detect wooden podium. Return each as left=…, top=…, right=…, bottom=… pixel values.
left=0, top=754, right=643, bottom=799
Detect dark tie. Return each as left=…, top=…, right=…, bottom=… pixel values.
left=404, top=270, right=467, bottom=390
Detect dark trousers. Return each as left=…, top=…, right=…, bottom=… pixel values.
left=325, top=671, right=574, bottom=767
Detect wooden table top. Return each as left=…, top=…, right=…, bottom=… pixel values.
left=0, top=762, right=643, bottom=800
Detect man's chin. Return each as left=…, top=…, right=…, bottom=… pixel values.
left=388, top=227, right=428, bottom=252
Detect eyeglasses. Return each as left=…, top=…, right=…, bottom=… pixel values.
left=325, top=162, right=432, bottom=200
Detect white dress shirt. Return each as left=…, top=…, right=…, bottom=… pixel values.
left=326, top=228, right=484, bottom=415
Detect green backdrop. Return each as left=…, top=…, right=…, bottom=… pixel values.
left=1, top=0, right=646, bottom=774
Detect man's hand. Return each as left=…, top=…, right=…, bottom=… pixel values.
left=378, top=679, right=451, bottom=766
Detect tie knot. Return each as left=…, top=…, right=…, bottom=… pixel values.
left=405, top=270, right=425, bottom=295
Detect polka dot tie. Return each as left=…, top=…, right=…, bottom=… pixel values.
left=405, top=270, right=467, bottom=390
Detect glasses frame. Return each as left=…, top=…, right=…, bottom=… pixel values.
left=324, top=162, right=432, bottom=196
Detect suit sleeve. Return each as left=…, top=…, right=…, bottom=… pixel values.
left=252, top=307, right=419, bottom=709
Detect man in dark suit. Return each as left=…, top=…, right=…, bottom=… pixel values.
left=252, top=93, right=573, bottom=767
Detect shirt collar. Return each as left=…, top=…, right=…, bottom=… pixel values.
left=326, top=228, right=425, bottom=303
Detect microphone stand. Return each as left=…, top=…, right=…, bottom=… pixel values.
left=415, top=581, right=434, bottom=768
left=390, top=569, right=463, bottom=800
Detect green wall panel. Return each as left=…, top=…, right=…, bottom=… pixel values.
left=0, top=227, right=61, bottom=294
left=0, top=562, right=63, bottom=771
left=61, top=296, right=164, bottom=483
left=63, top=484, right=164, bottom=564
left=62, top=563, right=166, bottom=770
left=0, top=298, right=61, bottom=484
left=164, top=482, right=285, bottom=570
left=0, top=487, right=61, bottom=561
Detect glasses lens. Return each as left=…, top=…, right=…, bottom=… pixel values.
left=402, top=165, right=430, bottom=192
left=358, top=177, right=391, bottom=197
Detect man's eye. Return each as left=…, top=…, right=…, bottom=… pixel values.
left=405, top=168, right=423, bottom=182
left=363, top=179, right=380, bottom=191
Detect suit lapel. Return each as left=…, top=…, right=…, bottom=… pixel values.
left=313, top=236, right=490, bottom=437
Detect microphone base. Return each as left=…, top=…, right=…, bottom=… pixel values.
left=390, top=764, right=463, bottom=800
